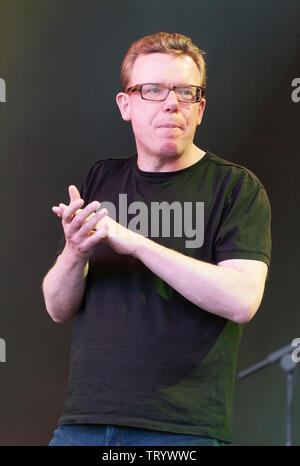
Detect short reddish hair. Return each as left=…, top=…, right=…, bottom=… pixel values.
left=120, top=32, right=207, bottom=93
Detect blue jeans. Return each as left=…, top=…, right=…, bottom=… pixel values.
left=48, top=424, right=231, bottom=446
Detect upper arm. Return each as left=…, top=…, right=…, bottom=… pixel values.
left=217, top=258, right=269, bottom=321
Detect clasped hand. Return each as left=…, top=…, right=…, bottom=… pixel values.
left=52, top=185, right=140, bottom=258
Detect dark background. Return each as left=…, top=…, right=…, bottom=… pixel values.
left=0, top=0, right=299, bottom=446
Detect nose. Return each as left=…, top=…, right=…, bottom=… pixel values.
left=162, top=89, right=180, bottom=112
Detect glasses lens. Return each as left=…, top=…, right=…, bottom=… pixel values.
left=142, top=84, right=167, bottom=100
left=175, top=87, right=199, bottom=102
left=140, top=84, right=201, bottom=102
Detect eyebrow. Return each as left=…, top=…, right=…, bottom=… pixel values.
left=146, top=82, right=200, bottom=87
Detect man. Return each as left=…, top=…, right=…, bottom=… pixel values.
left=43, top=32, right=271, bottom=446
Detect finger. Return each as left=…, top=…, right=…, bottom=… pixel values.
left=52, top=202, right=67, bottom=214
left=59, top=203, right=84, bottom=218
left=52, top=206, right=62, bottom=217
left=80, top=223, right=109, bottom=249
left=84, top=212, right=96, bottom=223
left=63, top=199, right=85, bottom=223
left=67, top=201, right=101, bottom=235
left=72, top=201, right=101, bottom=226
left=73, top=207, right=108, bottom=240
left=69, top=185, right=81, bottom=203
left=53, top=203, right=68, bottom=213
left=53, top=205, right=84, bottom=219
left=93, top=216, right=111, bottom=233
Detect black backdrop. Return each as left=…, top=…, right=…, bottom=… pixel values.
left=0, top=0, right=299, bottom=446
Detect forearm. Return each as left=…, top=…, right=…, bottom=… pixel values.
left=133, top=236, right=255, bottom=323
left=42, top=245, right=88, bottom=323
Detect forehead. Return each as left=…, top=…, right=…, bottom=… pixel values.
left=129, top=52, right=201, bottom=87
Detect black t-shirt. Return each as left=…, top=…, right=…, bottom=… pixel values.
left=56, top=150, right=271, bottom=442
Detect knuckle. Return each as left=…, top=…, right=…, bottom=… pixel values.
left=99, top=208, right=107, bottom=216
left=71, top=214, right=82, bottom=228
left=64, top=229, right=72, bottom=241
left=63, top=211, right=73, bottom=223
left=77, top=244, right=84, bottom=254
left=86, top=202, right=100, bottom=217
left=77, top=243, right=90, bottom=255
left=86, top=211, right=103, bottom=229
left=71, top=199, right=84, bottom=208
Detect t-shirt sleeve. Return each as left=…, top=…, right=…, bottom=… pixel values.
left=214, top=180, right=272, bottom=268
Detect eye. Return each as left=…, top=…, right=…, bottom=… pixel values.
left=177, top=87, right=193, bottom=97
left=148, top=86, right=162, bottom=94
left=143, top=84, right=163, bottom=94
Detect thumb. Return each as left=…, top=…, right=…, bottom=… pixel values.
left=68, top=185, right=82, bottom=203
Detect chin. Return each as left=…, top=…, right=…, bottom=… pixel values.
left=158, top=141, right=182, bottom=156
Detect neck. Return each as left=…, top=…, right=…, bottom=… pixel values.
left=136, top=144, right=206, bottom=172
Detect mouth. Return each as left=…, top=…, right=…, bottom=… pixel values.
left=158, top=124, right=182, bottom=129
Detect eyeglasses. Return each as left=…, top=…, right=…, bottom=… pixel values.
left=126, top=83, right=204, bottom=103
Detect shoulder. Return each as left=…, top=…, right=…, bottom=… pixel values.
left=86, top=154, right=134, bottom=177
left=82, top=154, right=134, bottom=185
left=79, top=154, right=135, bottom=199
left=204, top=151, right=270, bottom=207
left=206, top=151, right=266, bottom=189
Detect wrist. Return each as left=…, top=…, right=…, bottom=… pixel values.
left=131, top=233, right=155, bottom=260
left=61, top=243, right=89, bottom=268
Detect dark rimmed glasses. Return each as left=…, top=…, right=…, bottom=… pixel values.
left=126, top=83, right=204, bottom=103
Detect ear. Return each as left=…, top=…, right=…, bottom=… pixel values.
left=116, top=92, right=131, bottom=121
left=196, top=98, right=206, bottom=126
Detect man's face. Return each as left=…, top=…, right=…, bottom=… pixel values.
left=116, top=53, right=206, bottom=160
